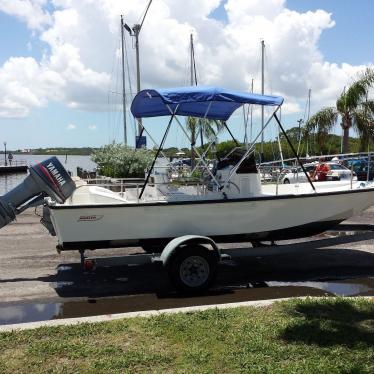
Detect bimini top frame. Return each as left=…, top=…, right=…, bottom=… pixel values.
left=130, top=86, right=315, bottom=199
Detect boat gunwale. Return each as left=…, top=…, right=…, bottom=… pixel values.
left=48, top=186, right=374, bottom=210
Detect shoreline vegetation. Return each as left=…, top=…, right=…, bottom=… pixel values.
left=1, top=129, right=373, bottom=179
left=0, top=147, right=98, bottom=156
left=0, top=297, right=373, bottom=373
left=1, top=130, right=371, bottom=160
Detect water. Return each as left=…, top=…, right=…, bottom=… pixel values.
left=0, top=155, right=96, bottom=195
left=0, top=277, right=373, bottom=326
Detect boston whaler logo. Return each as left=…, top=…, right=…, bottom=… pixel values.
left=78, top=215, right=104, bottom=222
left=46, top=162, right=66, bottom=187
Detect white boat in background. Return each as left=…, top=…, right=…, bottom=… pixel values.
left=40, top=86, right=374, bottom=251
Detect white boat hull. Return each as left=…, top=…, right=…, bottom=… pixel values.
left=48, top=187, right=374, bottom=250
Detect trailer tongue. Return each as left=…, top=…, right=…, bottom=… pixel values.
left=0, top=157, right=76, bottom=230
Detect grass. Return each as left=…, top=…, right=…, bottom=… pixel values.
left=0, top=297, right=373, bottom=373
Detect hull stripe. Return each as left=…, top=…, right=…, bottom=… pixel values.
left=49, top=188, right=374, bottom=210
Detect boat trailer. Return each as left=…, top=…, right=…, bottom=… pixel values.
left=0, top=158, right=231, bottom=292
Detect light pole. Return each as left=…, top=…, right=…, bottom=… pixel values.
left=4, top=142, right=7, bottom=166
left=124, top=22, right=142, bottom=137
left=120, top=15, right=128, bottom=146
left=124, top=0, right=153, bottom=139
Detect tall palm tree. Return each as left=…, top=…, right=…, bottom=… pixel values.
left=306, top=68, right=374, bottom=154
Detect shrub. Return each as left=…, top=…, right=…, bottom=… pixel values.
left=91, top=143, right=153, bottom=178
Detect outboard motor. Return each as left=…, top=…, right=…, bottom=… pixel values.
left=0, top=157, right=76, bottom=229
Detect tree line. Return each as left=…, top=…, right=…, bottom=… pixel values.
left=306, top=68, right=374, bottom=153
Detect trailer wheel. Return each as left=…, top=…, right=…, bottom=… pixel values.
left=168, top=244, right=218, bottom=293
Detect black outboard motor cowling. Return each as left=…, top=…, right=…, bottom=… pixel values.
left=0, top=157, right=76, bottom=229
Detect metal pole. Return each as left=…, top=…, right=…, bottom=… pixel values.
left=261, top=40, right=265, bottom=162
left=273, top=113, right=316, bottom=192
left=190, top=34, right=203, bottom=149
left=4, top=142, right=7, bottom=166
left=277, top=119, right=284, bottom=168
left=250, top=78, right=253, bottom=144
left=306, top=88, right=311, bottom=157
left=221, top=106, right=281, bottom=193
left=297, top=118, right=303, bottom=156
left=340, top=126, right=343, bottom=154
left=190, top=34, right=193, bottom=86
left=307, top=88, right=311, bottom=121
left=134, top=24, right=142, bottom=136
left=367, top=140, right=371, bottom=182
left=120, top=15, right=127, bottom=146
left=243, top=105, right=248, bottom=148
left=139, top=113, right=175, bottom=199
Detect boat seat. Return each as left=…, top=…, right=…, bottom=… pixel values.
left=216, top=151, right=258, bottom=174
left=67, top=185, right=128, bottom=205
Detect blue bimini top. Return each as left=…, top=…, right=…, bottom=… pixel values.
left=130, top=86, right=284, bottom=121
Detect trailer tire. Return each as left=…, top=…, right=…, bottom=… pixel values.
left=168, top=244, right=218, bottom=293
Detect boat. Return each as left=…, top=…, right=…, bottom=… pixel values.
left=38, top=86, right=374, bottom=251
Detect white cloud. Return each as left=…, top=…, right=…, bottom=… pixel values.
left=66, top=123, right=76, bottom=130
left=0, top=56, right=64, bottom=118
left=0, top=0, right=372, bottom=120
left=0, top=0, right=52, bottom=31
left=88, top=124, right=96, bottom=130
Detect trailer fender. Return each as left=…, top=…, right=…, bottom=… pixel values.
left=158, top=235, right=220, bottom=268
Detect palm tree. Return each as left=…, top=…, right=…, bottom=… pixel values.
left=306, top=68, right=374, bottom=154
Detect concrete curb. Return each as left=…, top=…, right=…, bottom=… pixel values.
left=0, top=297, right=289, bottom=332
left=0, top=296, right=372, bottom=333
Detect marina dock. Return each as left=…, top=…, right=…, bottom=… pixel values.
left=0, top=160, right=28, bottom=174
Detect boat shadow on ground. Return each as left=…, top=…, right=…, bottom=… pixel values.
left=53, top=238, right=374, bottom=299
left=1, top=231, right=373, bottom=300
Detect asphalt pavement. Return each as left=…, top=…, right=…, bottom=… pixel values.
left=0, top=207, right=374, bottom=310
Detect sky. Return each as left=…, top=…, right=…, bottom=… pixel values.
left=0, top=0, right=373, bottom=150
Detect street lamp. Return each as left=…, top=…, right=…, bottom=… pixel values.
left=123, top=0, right=153, bottom=138
left=3, top=142, right=7, bottom=166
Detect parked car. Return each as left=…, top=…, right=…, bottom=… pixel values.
left=281, top=162, right=356, bottom=184
left=280, top=163, right=316, bottom=184
left=343, top=159, right=374, bottom=181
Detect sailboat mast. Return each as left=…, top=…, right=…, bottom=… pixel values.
left=261, top=40, right=265, bottom=162
left=189, top=34, right=203, bottom=148
left=120, top=15, right=127, bottom=146
left=250, top=78, right=254, bottom=143
left=306, top=88, right=311, bottom=156
left=190, top=34, right=194, bottom=85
